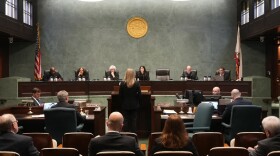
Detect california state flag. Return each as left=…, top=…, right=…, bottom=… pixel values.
left=234, top=25, right=242, bottom=81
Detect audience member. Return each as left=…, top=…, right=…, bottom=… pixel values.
left=51, top=90, right=86, bottom=125
left=222, top=89, right=252, bottom=124
left=212, top=86, right=221, bottom=95
left=31, top=87, right=44, bottom=106
left=213, top=67, right=231, bottom=81
left=42, top=67, right=63, bottom=81
left=119, top=68, right=141, bottom=133
left=105, top=65, right=119, bottom=80
left=248, top=116, right=280, bottom=156
left=150, top=114, right=199, bottom=156
left=75, top=67, right=89, bottom=81
left=136, top=65, right=150, bottom=81
left=181, top=65, right=198, bottom=80
left=0, top=114, right=39, bottom=156
left=88, top=112, right=144, bottom=156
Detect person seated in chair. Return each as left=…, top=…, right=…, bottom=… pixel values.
left=42, top=67, right=63, bottom=81
left=181, top=65, right=198, bottom=80
left=88, top=112, right=144, bottom=156
left=150, top=114, right=199, bottom=156
left=105, top=65, right=119, bottom=80
left=75, top=67, right=89, bottom=81
left=136, top=66, right=149, bottom=81
left=31, top=87, right=44, bottom=106
left=248, top=116, right=280, bottom=156
left=222, top=89, right=252, bottom=124
left=0, top=114, right=40, bottom=156
left=212, top=86, right=221, bottom=95
left=51, top=90, right=85, bottom=125
left=213, top=67, right=231, bottom=81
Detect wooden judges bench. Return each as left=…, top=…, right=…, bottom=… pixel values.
left=18, top=81, right=252, bottom=97
left=0, top=106, right=106, bottom=136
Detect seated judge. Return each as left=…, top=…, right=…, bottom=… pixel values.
left=75, top=67, right=89, bottom=81
left=88, top=112, right=144, bottom=156
left=42, top=67, right=63, bottom=81
left=31, top=87, right=44, bottom=106
left=51, top=90, right=86, bottom=125
left=181, top=65, right=198, bottom=80
left=105, top=65, right=119, bottom=80
left=0, top=114, right=40, bottom=156
left=136, top=66, right=150, bottom=81
left=213, top=67, right=231, bottom=81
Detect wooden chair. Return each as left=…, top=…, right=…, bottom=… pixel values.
left=41, top=148, right=79, bottom=156
left=208, top=147, right=249, bottom=156
left=0, top=151, right=20, bottom=156
left=154, top=151, right=193, bottom=156
left=268, top=151, right=280, bottom=156
left=62, top=132, right=94, bottom=156
left=234, top=132, right=266, bottom=148
left=96, top=151, right=135, bottom=156
left=23, top=133, right=53, bottom=152
left=192, top=132, right=224, bottom=156
left=148, top=132, right=162, bottom=156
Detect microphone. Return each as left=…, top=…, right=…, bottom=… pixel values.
left=175, top=93, right=181, bottom=99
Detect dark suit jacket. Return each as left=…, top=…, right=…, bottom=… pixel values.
left=181, top=71, right=198, bottom=80
left=88, top=132, right=144, bottom=156
left=0, top=132, right=39, bottom=156
left=249, top=133, right=280, bottom=156
left=150, top=138, right=199, bottom=156
left=222, top=97, right=253, bottom=124
left=136, top=71, right=150, bottom=81
left=42, top=71, right=63, bottom=81
left=75, top=71, right=90, bottom=81
left=119, top=81, right=141, bottom=110
left=51, top=101, right=86, bottom=125
left=105, top=71, right=119, bottom=80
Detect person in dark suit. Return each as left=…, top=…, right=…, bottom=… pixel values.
left=136, top=66, right=150, bottom=81
left=31, top=87, right=44, bottom=106
left=0, top=114, right=39, bottom=156
left=181, top=65, right=198, bottom=80
left=88, top=112, right=144, bottom=156
left=75, top=67, right=89, bottom=81
left=222, top=89, right=252, bottom=124
left=150, top=114, right=199, bottom=156
left=212, top=86, right=221, bottom=95
left=105, top=65, right=119, bottom=80
left=213, top=67, right=231, bottom=81
left=119, top=68, right=141, bottom=133
left=51, top=90, right=86, bottom=125
left=42, top=67, right=63, bottom=81
left=248, top=116, right=280, bottom=156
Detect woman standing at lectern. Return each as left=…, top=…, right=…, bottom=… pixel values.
left=119, top=68, right=141, bottom=133
left=136, top=66, right=150, bottom=81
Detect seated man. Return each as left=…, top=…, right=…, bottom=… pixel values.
left=212, top=86, right=221, bottom=95
left=213, top=67, right=231, bottom=81
left=181, top=65, right=198, bottom=80
left=105, top=65, right=119, bottom=80
left=31, top=87, right=44, bottom=106
left=222, top=89, right=252, bottom=124
left=88, top=112, right=144, bottom=156
left=248, top=116, right=280, bottom=156
left=42, top=67, right=63, bottom=81
left=0, top=114, right=39, bottom=156
left=51, top=90, right=86, bottom=125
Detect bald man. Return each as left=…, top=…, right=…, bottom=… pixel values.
left=212, top=86, right=221, bottom=95
left=222, top=89, right=252, bottom=124
left=42, top=67, right=63, bottom=81
left=88, top=112, right=144, bottom=156
left=0, top=114, right=39, bottom=156
left=181, top=65, right=198, bottom=80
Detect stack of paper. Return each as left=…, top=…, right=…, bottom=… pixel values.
left=163, top=109, right=177, bottom=114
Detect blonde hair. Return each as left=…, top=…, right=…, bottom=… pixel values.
left=124, top=68, right=135, bottom=88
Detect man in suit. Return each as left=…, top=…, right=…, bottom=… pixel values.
left=212, top=86, right=221, bottom=95
left=213, top=67, right=231, bottom=81
left=88, top=112, right=144, bottom=156
left=51, top=90, right=86, bottom=125
left=248, top=116, right=280, bottom=156
left=0, top=114, right=39, bottom=156
left=31, top=87, right=44, bottom=106
left=42, top=67, right=63, bottom=81
left=222, top=89, right=252, bottom=124
left=181, top=65, right=198, bottom=80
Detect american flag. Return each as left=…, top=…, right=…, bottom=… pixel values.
left=234, top=25, right=242, bottom=81
left=34, top=23, right=42, bottom=81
